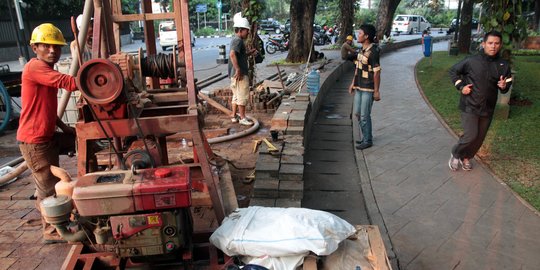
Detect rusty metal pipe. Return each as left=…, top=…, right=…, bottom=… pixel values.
left=53, top=223, right=87, bottom=242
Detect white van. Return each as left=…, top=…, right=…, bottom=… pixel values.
left=392, top=15, right=431, bottom=34
left=158, top=21, right=195, bottom=51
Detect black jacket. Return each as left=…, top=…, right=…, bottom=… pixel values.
left=449, top=51, right=512, bottom=116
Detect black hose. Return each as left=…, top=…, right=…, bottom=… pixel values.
left=0, top=81, right=13, bottom=133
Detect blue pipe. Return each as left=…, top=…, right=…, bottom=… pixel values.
left=0, top=81, right=12, bottom=133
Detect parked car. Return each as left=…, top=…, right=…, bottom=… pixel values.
left=447, top=18, right=479, bottom=35
left=284, top=19, right=290, bottom=33
left=392, top=15, right=431, bottom=34
left=158, top=21, right=195, bottom=51
left=259, top=19, right=281, bottom=34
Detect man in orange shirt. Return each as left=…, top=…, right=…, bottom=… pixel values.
left=17, top=23, right=78, bottom=244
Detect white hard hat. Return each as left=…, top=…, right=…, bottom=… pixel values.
left=234, top=17, right=250, bottom=29
left=76, top=14, right=93, bottom=31
left=232, top=12, right=250, bottom=29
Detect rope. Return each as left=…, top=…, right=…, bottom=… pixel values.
left=140, top=53, right=176, bottom=79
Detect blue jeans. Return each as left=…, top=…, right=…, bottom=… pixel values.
left=353, top=90, right=374, bottom=144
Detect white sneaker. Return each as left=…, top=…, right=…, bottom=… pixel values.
left=239, top=118, right=253, bottom=126
left=448, top=154, right=460, bottom=171
left=460, top=159, right=473, bottom=171
left=231, top=115, right=240, bottom=123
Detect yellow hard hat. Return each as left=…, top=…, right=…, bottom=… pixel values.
left=346, top=35, right=353, bottom=41
left=29, top=23, right=67, bottom=46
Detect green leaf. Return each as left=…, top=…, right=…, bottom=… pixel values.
left=502, top=32, right=510, bottom=44
left=504, top=24, right=514, bottom=33
left=503, top=11, right=511, bottom=21
left=490, top=19, right=499, bottom=27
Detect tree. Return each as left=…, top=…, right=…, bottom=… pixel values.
left=457, top=0, right=474, bottom=53
left=337, top=0, right=355, bottom=44
left=286, top=0, right=319, bottom=63
left=481, top=0, right=528, bottom=59
left=375, top=0, right=401, bottom=40
left=154, top=0, right=170, bottom=13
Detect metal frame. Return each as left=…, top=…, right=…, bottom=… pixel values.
left=75, top=0, right=225, bottom=224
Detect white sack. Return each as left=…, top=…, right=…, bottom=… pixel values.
left=241, top=254, right=306, bottom=270
left=209, top=206, right=356, bottom=257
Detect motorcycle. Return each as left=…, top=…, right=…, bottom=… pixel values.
left=265, top=33, right=289, bottom=54
left=313, top=30, right=331, bottom=46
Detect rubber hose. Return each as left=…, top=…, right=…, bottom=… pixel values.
left=0, top=81, right=12, bottom=133
left=0, top=161, right=27, bottom=186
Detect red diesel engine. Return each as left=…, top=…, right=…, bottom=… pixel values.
left=41, top=166, right=193, bottom=260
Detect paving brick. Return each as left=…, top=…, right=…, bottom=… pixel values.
left=15, top=231, right=41, bottom=244
left=0, top=201, right=15, bottom=209
left=4, top=209, right=32, bottom=220
left=0, top=190, right=17, bottom=200
left=285, top=126, right=304, bottom=135
left=255, top=161, right=280, bottom=179
left=279, top=180, right=304, bottom=199
left=256, top=153, right=280, bottom=164
left=249, top=198, right=276, bottom=207
left=253, top=179, right=279, bottom=198
left=258, top=141, right=283, bottom=156
left=7, top=243, right=42, bottom=258
left=3, top=257, right=41, bottom=270
left=7, top=200, right=35, bottom=210
left=295, top=93, right=310, bottom=101
left=0, top=231, right=23, bottom=244
left=292, top=101, right=310, bottom=111
left=288, top=111, right=306, bottom=126
left=280, top=155, right=304, bottom=165
left=282, top=145, right=304, bottom=156
left=279, top=164, right=304, bottom=181
left=0, top=219, right=25, bottom=231
left=271, top=112, right=289, bottom=127
left=275, top=198, right=302, bottom=208
left=0, top=258, right=16, bottom=270
left=0, top=243, right=19, bottom=257
left=11, top=190, right=36, bottom=200
left=282, top=135, right=304, bottom=143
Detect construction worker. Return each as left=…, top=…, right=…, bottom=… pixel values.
left=70, top=14, right=93, bottom=62
left=229, top=13, right=257, bottom=126
left=17, top=23, right=78, bottom=244
left=341, top=35, right=358, bottom=61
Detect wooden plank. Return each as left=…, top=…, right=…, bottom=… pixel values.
left=149, top=92, right=188, bottom=103
left=303, top=255, right=318, bottom=270
left=219, top=163, right=238, bottom=215
left=366, top=225, right=392, bottom=270
left=112, top=13, right=174, bottom=22
left=321, top=225, right=392, bottom=270
left=262, top=80, right=285, bottom=90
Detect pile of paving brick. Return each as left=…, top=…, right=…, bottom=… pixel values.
left=250, top=92, right=312, bottom=207
left=205, top=88, right=281, bottom=114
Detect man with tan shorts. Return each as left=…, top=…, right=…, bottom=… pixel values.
left=229, top=14, right=256, bottom=126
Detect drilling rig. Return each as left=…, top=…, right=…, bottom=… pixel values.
left=39, top=1, right=235, bottom=269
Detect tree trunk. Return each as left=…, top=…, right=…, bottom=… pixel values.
left=375, top=0, right=401, bottom=41
left=458, top=0, right=474, bottom=53
left=286, top=0, right=318, bottom=63
left=534, top=0, right=540, bottom=32
left=337, top=0, right=355, bottom=45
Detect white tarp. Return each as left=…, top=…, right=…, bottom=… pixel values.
left=209, top=206, right=356, bottom=258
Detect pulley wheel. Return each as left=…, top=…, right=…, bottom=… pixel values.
left=77, top=59, right=124, bottom=105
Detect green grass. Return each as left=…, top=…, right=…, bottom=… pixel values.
left=416, top=52, right=540, bottom=210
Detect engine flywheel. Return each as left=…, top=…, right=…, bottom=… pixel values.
left=77, top=59, right=124, bottom=105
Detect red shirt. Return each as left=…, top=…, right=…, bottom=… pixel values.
left=17, top=58, right=77, bottom=143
